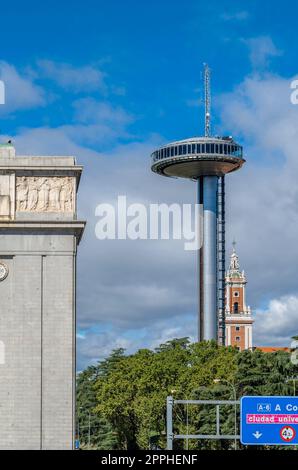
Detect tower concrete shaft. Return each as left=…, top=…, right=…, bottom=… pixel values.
left=198, top=176, right=219, bottom=341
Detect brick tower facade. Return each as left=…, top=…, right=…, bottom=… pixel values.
left=225, top=245, right=253, bottom=351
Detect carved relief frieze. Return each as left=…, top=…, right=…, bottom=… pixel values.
left=16, top=176, right=74, bottom=213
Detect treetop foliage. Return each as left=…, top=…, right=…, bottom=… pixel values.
left=77, top=339, right=297, bottom=450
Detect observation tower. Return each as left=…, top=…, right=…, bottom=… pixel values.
left=151, top=65, right=245, bottom=343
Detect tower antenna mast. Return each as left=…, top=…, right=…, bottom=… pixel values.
left=204, top=63, right=211, bottom=137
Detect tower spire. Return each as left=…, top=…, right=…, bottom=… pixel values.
left=204, top=63, right=211, bottom=137
left=230, top=242, right=240, bottom=271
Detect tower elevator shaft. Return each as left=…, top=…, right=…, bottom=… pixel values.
left=197, top=176, right=225, bottom=343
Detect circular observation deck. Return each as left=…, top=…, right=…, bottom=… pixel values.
left=151, top=137, right=245, bottom=179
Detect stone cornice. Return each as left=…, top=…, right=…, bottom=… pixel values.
left=0, top=220, right=86, bottom=243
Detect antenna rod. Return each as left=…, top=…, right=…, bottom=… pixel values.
left=204, top=63, right=211, bottom=137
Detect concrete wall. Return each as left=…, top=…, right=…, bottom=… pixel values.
left=0, top=233, right=76, bottom=449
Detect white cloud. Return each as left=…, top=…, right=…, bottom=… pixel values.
left=77, top=330, right=132, bottom=370
left=72, top=98, right=134, bottom=126
left=37, top=60, right=107, bottom=93
left=148, top=321, right=196, bottom=351
left=11, top=98, right=134, bottom=150
left=0, top=61, right=46, bottom=113
left=254, top=295, right=298, bottom=347
left=243, top=36, right=282, bottom=69
left=11, top=126, right=195, bottom=333
left=218, top=72, right=298, bottom=346
left=8, top=59, right=298, bottom=364
left=77, top=313, right=196, bottom=369
left=221, top=11, right=249, bottom=21
left=12, top=125, right=97, bottom=155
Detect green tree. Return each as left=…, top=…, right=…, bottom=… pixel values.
left=76, top=349, right=125, bottom=449
left=77, top=339, right=297, bottom=450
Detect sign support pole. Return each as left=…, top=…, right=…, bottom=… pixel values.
left=167, top=396, right=173, bottom=450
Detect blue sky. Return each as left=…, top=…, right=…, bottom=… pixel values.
left=1, top=0, right=298, bottom=368
left=2, top=0, right=296, bottom=139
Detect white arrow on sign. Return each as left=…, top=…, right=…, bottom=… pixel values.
left=253, top=431, right=262, bottom=439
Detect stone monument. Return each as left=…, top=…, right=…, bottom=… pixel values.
left=0, top=143, right=85, bottom=449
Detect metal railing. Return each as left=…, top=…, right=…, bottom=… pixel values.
left=166, top=396, right=240, bottom=450
left=151, top=142, right=243, bottom=163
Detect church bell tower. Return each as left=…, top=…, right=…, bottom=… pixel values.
left=225, top=244, right=253, bottom=351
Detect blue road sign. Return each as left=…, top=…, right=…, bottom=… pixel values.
left=241, top=396, right=298, bottom=445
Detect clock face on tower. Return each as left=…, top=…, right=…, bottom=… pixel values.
left=0, top=262, right=8, bottom=281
